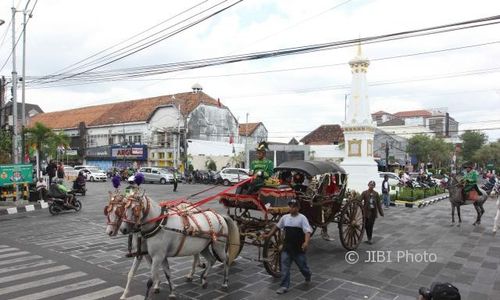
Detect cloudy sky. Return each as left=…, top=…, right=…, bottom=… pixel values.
left=1, top=0, right=499, bottom=142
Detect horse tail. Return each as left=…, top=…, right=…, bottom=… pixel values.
left=222, top=215, right=240, bottom=265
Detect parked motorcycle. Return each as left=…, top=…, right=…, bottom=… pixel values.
left=47, top=192, right=82, bottom=215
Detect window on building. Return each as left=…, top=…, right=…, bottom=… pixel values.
left=159, top=152, right=165, bottom=159
left=134, top=135, right=141, bottom=144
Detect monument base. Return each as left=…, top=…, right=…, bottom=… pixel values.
left=341, top=158, right=380, bottom=194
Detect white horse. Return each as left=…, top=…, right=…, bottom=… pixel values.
left=104, top=192, right=205, bottom=299
left=492, top=180, right=500, bottom=233
left=119, top=193, right=240, bottom=299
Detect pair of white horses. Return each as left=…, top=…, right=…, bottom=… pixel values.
left=104, top=191, right=240, bottom=299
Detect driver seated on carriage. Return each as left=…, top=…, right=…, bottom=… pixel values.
left=240, top=141, right=274, bottom=194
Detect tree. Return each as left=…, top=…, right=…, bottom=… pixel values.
left=407, top=134, right=432, bottom=164
left=25, top=122, right=70, bottom=171
left=205, top=157, right=217, bottom=171
left=473, top=141, right=500, bottom=167
left=460, top=130, right=487, bottom=162
left=0, top=129, right=12, bottom=163
left=428, top=138, right=453, bottom=168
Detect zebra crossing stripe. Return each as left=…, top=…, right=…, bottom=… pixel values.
left=6, top=278, right=106, bottom=300
left=0, top=248, right=19, bottom=253
left=124, top=296, right=145, bottom=300
left=0, top=251, right=30, bottom=259
left=0, top=265, right=70, bottom=284
left=0, top=245, right=11, bottom=248
left=0, top=260, right=55, bottom=275
left=66, top=286, right=125, bottom=300
left=0, top=255, right=42, bottom=266
left=0, top=271, right=87, bottom=296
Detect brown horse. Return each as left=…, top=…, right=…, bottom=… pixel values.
left=448, top=176, right=488, bottom=226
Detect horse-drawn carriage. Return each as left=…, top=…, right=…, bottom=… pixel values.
left=219, top=160, right=364, bottom=277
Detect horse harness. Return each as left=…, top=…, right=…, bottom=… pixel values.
left=122, top=195, right=227, bottom=257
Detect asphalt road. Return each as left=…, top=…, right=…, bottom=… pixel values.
left=0, top=181, right=499, bottom=300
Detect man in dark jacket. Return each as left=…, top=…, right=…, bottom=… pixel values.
left=46, top=160, right=57, bottom=185
left=361, top=180, right=384, bottom=244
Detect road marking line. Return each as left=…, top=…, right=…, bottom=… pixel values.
left=0, top=260, right=55, bottom=275
left=0, top=265, right=70, bottom=284
left=66, top=286, right=125, bottom=300
left=125, top=296, right=145, bottom=300
left=0, top=271, right=87, bottom=296
left=0, top=251, right=30, bottom=259
left=0, top=248, right=19, bottom=253
left=6, top=278, right=106, bottom=300
left=0, top=255, right=42, bottom=266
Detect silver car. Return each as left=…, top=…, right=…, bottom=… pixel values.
left=139, top=167, right=174, bottom=184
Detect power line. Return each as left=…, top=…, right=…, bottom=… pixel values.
left=26, top=14, right=500, bottom=87
left=32, top=0, right=244, bottom=85
left=44, top=0, right=209, bottom=77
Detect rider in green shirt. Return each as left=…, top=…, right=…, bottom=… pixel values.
left=247, top=141, right=274, bottom=194
left=462, top=163, right=482, bottom=202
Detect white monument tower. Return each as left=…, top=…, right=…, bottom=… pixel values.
left=341, top=45, right=380, bottom=193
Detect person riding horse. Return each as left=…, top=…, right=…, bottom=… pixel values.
left=461, top=162, right=482, bottom=203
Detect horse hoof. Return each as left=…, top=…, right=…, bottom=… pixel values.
left=221, top=284, right=228, bottom=291
left=186, top=277, right=193, bottom=282
left=168, top=294, right=177, bottom=299
left=154, top=288, right=160, bottom=294
left=199, top=263, right=206, bottom=268
left=202, top=282, right=208, bottom=289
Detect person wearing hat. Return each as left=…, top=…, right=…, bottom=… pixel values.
left=263, top=199, right=313, bottom=294
left=246, top=141, right=274, bottom=194
left=461, top=163, right=481, bottom=203
left=418, top=282, right=461, bottom=300
left=360, top=180, right=384, bottom=245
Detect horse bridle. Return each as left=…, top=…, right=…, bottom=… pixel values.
left=104, top=193, right=126, bottom=230
left=122, top=192, right=151, bottom=231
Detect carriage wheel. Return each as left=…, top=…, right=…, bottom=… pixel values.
left=263, top=229, right=283, bottom=278
left=338, top=200, right=364, bottom=250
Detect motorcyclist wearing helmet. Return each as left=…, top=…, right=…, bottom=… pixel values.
left=73, top=171, right=86, bottom=190
left=49, top=178, right=74, bottom=207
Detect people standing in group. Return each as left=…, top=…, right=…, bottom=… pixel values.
left=382, top=174, right=390, bottom=208
left=360, top=180, right=384, bottom=245
left=57, top=162, right=65, bottom=179
left=264, top=199, right=312, bottom=295
left=46, top=160, right=57, bottom=185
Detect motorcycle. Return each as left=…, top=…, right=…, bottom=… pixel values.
left=47, top=192, right=82, bottom=215
left=71, top=181, right=87, bottom=196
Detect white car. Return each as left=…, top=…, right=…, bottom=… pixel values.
left=138, top=167, right=174, bottom=184
left=218, top=168, right=250, bottom=186
left=81, top=167, right=107, bottom=182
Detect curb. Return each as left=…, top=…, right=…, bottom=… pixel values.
left=0, top=201, right=49, bottom=215
left=394, top=193, right=449, bottom=208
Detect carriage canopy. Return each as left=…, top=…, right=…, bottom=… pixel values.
left=274, top=160, right=346, bottom=177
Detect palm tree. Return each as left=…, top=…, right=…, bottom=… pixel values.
left=25, top=122, right=70, bottom=172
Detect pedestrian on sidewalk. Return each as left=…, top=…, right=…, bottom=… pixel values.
left=264, top=199, right=312, bottom=294
left=382, top=174, right=390, bottom=208
left=173, top=169, right=178, bottom=192
left=57, top=162, right=65, bottom=179
left=361, top=180, right=384, bottom=245
left=46, top=160, right=57, bottom=185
